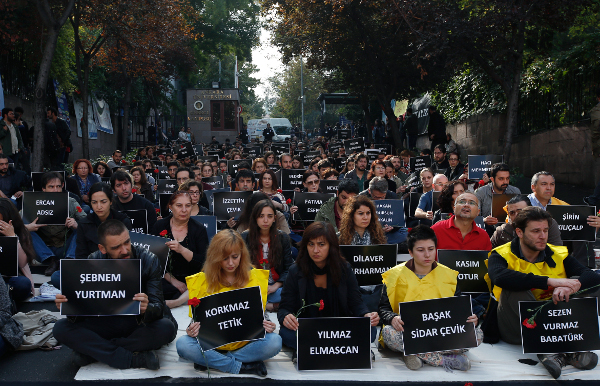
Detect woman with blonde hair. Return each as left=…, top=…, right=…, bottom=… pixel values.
left=176, top=229, right=282, bottom=376
left=252, top=158, right=268, bottom=174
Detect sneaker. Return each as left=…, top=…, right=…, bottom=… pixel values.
left=566, top=352, right=598, bottom=370
left=442, top=354, right=471, bottom=371
left=131, top=351, right=160, bottom=370
left=72, top=351, right=96, bottom=367
left=239, top=361, right=267, bottom=377
left=537, top=353, right=566, bottom=379
left=403, top=355, right=423, bottom=370
left=44, top=257, right=59, bottom=276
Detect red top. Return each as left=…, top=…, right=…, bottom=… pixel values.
left=431, top=215, right=492, bottom=253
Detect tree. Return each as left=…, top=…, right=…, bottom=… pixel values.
left=393, top=0, right=591, bottom=163
left=32, top=0, right=75, bottom=172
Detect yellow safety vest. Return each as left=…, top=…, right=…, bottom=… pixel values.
left=489, top=242, right=568, bottom=301
left=186, top=269, right=269, bottom=351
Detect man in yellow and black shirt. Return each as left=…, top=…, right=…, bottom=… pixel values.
left=488, top=206, right=600, bottom=379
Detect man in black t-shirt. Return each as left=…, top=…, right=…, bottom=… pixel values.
left=110, top=171, right=157, bottom=230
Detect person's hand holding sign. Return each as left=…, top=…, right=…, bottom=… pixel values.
left=587, top=215, right=600, bottom=229
left=466, top=314, right=478, bottom=326
left=364, top=312, right=380, bottom=326
left=25, top=217, right=46, bottom=232
left=55, top=294, right=68, bottom=310
left=65, top=217, right=78, bottom=229
left=263, top=319, right=276, bottom=333
left=483, top=215, right=498, bottom=226
left=186, top=321, right=200, bottom=337
left=133, top=293, right=149, bottom=314
left=391, top=316, right=404, bottom=332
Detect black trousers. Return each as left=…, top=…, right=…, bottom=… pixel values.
left=53, top=315, right=176, bottom=369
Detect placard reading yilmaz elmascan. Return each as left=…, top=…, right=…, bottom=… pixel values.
left=191, top=286, right=265, bottom=351
left=297, top=317, right=371, bottom=371
left=22, top=192, right=69, bottom=225
left=60, top=259, right=141, bottom=316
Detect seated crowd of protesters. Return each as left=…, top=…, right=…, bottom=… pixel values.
left=0, top=131, right=598, bottom=381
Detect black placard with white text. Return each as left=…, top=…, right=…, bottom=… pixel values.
left=212, top=191, right=253, bottom=221
left=293, top=192, right=335, bottom=221
left=340, top=244, right=397, bottom=286
left=547, top=205, right=596, bottom=242
left=193, top=144, right=204, bottom=156
left=409, top=156, right=432, bottom=172
left=31, top=171, right=65, bottom=191
left=202, top=176, right=225, bottom=189
left=491, top=194, right=516, bottom=223
left=374, top=200, right=405, bottom=227
left=302, top=151, right=321, bottom=165
left=408, top=192, right=422, bottom=218
left=344, top=138, right=365, bottom=154
left=22, top=192, right=69, bottom=225
left=468, top=155, right=503, bottom=180
left=337, top=129, right=351, bottom=140
left=279, top=169, right=305, bottom=191
left=204, top=187, right=231, bottom=214
left=0, top=237, right=19, bottom=277
left=246, top=146, right=262, bottom=158
left=268, top=164, right=280, bottom=172
left=129, top=231, right=171, bottom=275
left=192, top=286, right=265, bottom=351
left=191, top=215, right=217, bottom=242
left=374, top=144, right=392, bottom=155
left=364, top=149, right=380, bottom=164
left=156, top=166, right=170, bottom=180
left=157, top=179, right=177, bottom=195
left=319, top=180, right=340, bottom=194
left=271, top=143, right=289, bottom=155
left=399, top=296, right=477, bottom=355
left=60, top=259, right=141, bottom=316
left=227, top=159, right=245, bottom=176
left=519, top=297, right=600, bottom=354
left=123, top=209, right=148, bottom=234
left=437, top=250, right=489, bottom=293
left=297, top=317, right=371, bottom=371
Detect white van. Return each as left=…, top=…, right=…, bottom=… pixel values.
left=247, top=118, right=293, bottom=142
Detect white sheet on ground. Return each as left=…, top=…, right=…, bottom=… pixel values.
left=75, top=306, right=600, bottom=381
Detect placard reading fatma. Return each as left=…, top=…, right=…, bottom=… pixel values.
left=129, top=231, right=171, bottom=275
left=192, top=286, right=265, bottom=351
left=202, top=176, right=225, bottom=189
left=191, top=215, right=217, bottom=242
left=297, top=317, right=371, bottom=371
left=22, top=192, right=69, bottom=225
left=491, top=194, right=516, bottom=223
left=319, top=180, right=340, bottom=193
left=212, top=191, right=253, bottom=221
left=123, top=210, right=148, bottom=234
left=293, top=192, right=335, bottom=221
left=519, top=297, right=600, bottom=354
left=340, top=244, right=397, bottom=286
left=60, top=259, right=141, bottom=316
left=399, top=296, right=477, bottom=355
left=31, top=171, right=65, bottom=191
left=409, top=156, right=432, bottom=172
left=547, top=205, right=596, bottom=242
left=468, top=155, right=503, bottom=180
left=0, top=236, right=19, bottom=277
left=344, top=138, right=364, bottom=154
left=279, top=169, right=304, bottom=191
left=437, top=250, right=489, bottom=293
left=374, top=200, right=404, bottom=227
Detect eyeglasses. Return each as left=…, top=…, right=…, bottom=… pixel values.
left=457, top=199, right=477, bottom=206
left=188, top=191, right=200, bottom=196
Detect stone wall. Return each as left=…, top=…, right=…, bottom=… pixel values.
left=434, top=113, right=593, bottom=188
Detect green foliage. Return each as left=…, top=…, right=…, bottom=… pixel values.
left=50, top=25, right=77, bottom=93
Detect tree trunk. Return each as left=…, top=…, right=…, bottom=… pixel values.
left=381, top=102, right=402, bottom=154
left=32, top=27, right=60, bottom=172
left=80, top=58, right=91, bottom=160
left=361, top=95, right=372, bottom=143
left=122, top=77, right=132, bottom=152
left=502, top=72, right=521, bottom=165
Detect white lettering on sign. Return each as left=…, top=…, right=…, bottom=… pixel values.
left=377, top=204, right=392, bottom=209
left=558, top=225, right=583, bottom=231
left=318, top=331, right=351, bottom=339
left=36, top=200, right=55, bottom=205
left=132, top=242, right=150, bottom=250
left=422, top=311, right=451, bottom=322
left=74, top=290, right=126, bottom=299
left=204, top=301, right=250, bottom=318
left=540, top=334, right=584, bottom=342
left=548, top=309, right=572, bottom=317
left=562, top=213, right=580, bottom=221
left=306, top=200, right=323, bottom=205
left=353, top=255, right=384, bottom=262
left=309, top=346, right=359, bottom=355
left=542, top=322, right=579, bottom=330
left=223, top=198, right=245, bottom=204
left=457, top=273, right=479, bottom=280
left=80, top=273, right=122, bottom=284
left=456, top=261, right=479, bottom=268
left=218, top=317, right=242, bottom=330
left=37, top=210, right=53, bottom=215
left=307, top=208, right=319, bottom=213
left=132, top=228, right=144, bottom=233
left=481, top=160, right=491, bottom=165
left=354, top=267, right=391, bottom=275
left=226, top=208, right=239, bottom=213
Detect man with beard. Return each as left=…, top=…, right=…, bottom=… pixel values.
left=431, top=144, right=450, bottom=173
left=0, top=108, right=25, bottom=169
left=110, top=171, right=157, bottom=231
left=343, top=153, right=368, bottom=189
left=314, top=179, right=359, bottom=232
left=475, top=163, right=521, bottom=226
left=53, top=220, right=177, bottom=370
left=488, top=207, right=600, bottom=379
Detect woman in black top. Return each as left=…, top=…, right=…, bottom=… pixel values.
left=277, top=222, right=379, bottom=355
left=151, top=191, right=208, bottom=308
left=131, top=166, right=155, bottom=203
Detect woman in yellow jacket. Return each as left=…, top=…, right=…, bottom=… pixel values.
left=378, top=225, right=481, bottom=371
left=176, top=229, right=282, bottom=376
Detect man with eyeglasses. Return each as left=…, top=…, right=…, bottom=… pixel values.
left=431, top=192, right=491, bottom=251
left=414, top=174, right=448, bottom=221
left=491, top=195, right=562, bottom=248
left=430, top=144, right=449, bottom=174
left=444, top=152, right=465, bottom=181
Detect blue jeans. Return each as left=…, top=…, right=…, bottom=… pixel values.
left=385, top=227, right=407, bottom=245
left=280, top=325, right=377, bottom=350
left=267, top=287, right=282, bottom=304
left=31, top=230, right=77, bottom=262
left=50, top=271, right=60, bottom=290
left=176, top=333, right=282, bottom=374
left=4, top=276, right=32, bottom=302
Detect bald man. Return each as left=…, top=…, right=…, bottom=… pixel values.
left=415, top=174, right=448, bottom=220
